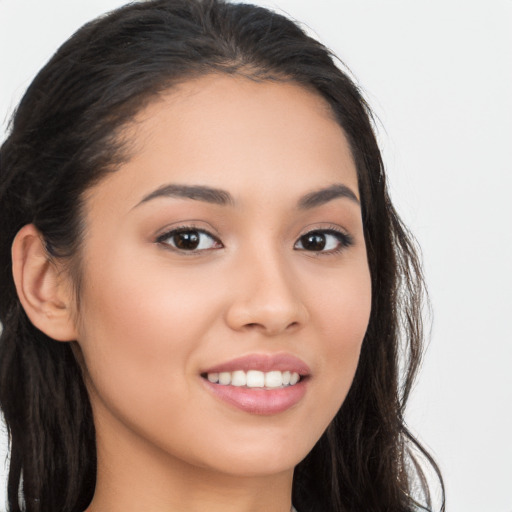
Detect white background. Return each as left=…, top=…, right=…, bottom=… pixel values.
left=1, top=1, right=511, bottom=511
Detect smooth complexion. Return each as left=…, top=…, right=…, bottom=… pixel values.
left=58, top=75, right=371, bottom=512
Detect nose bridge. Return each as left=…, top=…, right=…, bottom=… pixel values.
left=226, top=239, right=307, bottom=334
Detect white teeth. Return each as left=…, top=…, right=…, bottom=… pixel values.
left=246, top=370, right=265, bottom=387
left=205, top=370, right=302, bottom=388
left=231, top=370, right=247, bottom=387
left=218, top=372, right=231, bottom=385
left=207, top=372, right=219, bottom=383
left=265, top=370, right=283, bottom=388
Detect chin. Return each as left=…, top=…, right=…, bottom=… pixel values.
left=191, top=430, right=318, bottom=478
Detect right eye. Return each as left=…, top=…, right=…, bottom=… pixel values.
left=156, top=228, right=222, bottom=252
left=294, top=228, right=353, bottom=254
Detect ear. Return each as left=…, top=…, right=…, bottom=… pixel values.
left=11, top=224, right=78, bottom=342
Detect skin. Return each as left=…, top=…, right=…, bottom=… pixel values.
left=53, top=75, right=371, bottom=512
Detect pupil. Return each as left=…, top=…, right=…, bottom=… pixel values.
left=302, top=232, right=326, bottom=251
left=175, top=231, right=200, bottom=250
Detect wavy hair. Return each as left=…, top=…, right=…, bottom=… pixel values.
left=0, top=1, right=444, bottom=511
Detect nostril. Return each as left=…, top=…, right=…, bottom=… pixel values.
left=242, top=320, right=301, bottom=336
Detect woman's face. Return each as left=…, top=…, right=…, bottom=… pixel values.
left=73, top=75, right=371, bottom=478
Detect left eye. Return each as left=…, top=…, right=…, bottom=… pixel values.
left=157, top=229, right=221, bottom=252
left=294, top=230, right=352, bottom=252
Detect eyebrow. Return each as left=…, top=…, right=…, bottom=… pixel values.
left=137, top=184, right=234, bottom=207
left=136, top=182, right=359, bottom=209
left=298, top=184, right=359, bottom=209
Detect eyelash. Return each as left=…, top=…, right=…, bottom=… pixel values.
left=156, top=225, right=354, bottom=255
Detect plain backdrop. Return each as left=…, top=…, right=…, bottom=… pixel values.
left=1, top=1, right=511, bottom=511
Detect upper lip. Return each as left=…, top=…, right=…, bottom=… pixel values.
left=201, top=353, right=311, bottom=375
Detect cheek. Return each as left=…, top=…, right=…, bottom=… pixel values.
left=309, top=250, right=371, bottom=340
left=78, top=244, right=221, bottom=348
left=74, top=253, right=222, bottom=421
left=323, top=275, right=371, bottom=356
left=307, top=259, right=372, bottom=408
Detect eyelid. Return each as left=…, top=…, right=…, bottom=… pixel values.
left=296, top=223, right=352, bottom=239
left=154, top=220, right=220, bottom=240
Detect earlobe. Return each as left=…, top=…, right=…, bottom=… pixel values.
left=11, top=224, right=78, bottom=342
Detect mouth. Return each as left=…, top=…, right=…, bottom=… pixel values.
left=201, top=369, right=303, bottom=388
left=200, top=354, right=310, bottom=415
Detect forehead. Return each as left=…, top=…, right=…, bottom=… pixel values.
left=85, top=74, right=358, bottom=211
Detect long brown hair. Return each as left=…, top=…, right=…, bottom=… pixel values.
left=0, top=1, right=444, bottom=511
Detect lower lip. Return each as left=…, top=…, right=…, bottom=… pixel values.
left=202, top=378, right=308, bottom=415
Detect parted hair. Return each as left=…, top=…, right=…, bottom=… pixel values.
left=0, top=1, right=444, bottom=511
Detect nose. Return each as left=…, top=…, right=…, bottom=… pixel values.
left=225, top=249, right=309, bottom=336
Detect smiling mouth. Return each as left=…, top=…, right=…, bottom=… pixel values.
left=201, top=370, right=303, bottom=389
left=200, top=356, right=310, bottom=414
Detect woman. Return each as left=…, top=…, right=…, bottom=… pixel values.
left=0, top=1, right=444, bottom=511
